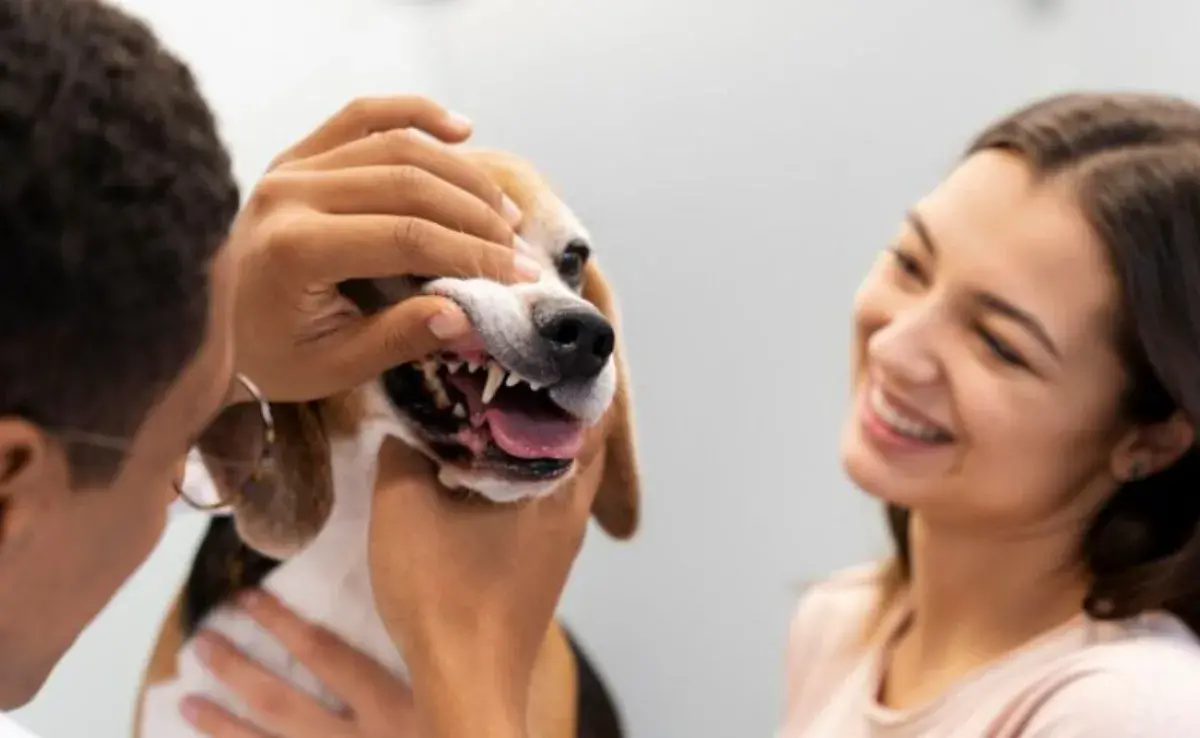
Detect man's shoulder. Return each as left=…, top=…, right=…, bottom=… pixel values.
left=0, top=713, right=40, bottom=738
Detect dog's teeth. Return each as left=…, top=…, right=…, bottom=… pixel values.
left=453, top=403, right=466, bottom=418
left=446, top=361, right=462, bottom=373
left=420, top=361, right=452, bottom=408
left=467, top=360, right=481, bottom=373
left=529, top=381, right=543, bottom=392
left=483, top=363, right=505, bottom=404
left=505, top=373, right=522, bottom=387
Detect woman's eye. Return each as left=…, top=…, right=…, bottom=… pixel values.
left=977, top=327, right=1027, bottom=368
left=889, top=248, right=925, bottom=282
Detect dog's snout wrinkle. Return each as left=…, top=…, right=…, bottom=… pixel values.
left=533, top=299, right=614, bottom=380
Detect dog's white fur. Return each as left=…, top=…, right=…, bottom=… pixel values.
left=139, top=161, right=620, bottom=736
left=143, top=395, right=411, bottom=734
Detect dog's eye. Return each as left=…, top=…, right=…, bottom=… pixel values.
left=558, top=239, right=590, bottom=284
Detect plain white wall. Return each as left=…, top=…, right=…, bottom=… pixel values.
left=11, top=1, right=1197, bottom=737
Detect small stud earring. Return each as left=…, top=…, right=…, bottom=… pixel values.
left=1127, top=461, right=1145, bottom=482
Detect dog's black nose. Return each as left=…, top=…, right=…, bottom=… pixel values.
left=535, top=306, right=615, bottom=380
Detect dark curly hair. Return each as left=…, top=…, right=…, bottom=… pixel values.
left=878, top=91, right=1200, bottom=637
left=0, top=0, right=239, bottom=483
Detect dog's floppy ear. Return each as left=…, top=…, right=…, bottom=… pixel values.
left=582, top=260, right=641, bottom=540
left=198, top=401, right=334, bottom=559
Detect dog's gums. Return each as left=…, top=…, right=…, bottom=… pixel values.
left=383, top=349, right=585, bottom=482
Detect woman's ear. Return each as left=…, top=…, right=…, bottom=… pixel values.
left=1111, top=411, right=1195, bottom=481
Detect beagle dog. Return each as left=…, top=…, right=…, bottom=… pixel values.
left=133, top=149, right=641, bottom=738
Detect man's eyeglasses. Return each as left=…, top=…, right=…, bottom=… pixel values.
left=51, top=373, right=276, bottom=510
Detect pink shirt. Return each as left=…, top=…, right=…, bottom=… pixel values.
left=779, top=564, right=1200, bottom=737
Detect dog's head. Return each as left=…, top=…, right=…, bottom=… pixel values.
left=215, top=149, right=640, bottom=558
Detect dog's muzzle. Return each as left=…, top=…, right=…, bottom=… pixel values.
left=375, top=283, right=618, bottom=485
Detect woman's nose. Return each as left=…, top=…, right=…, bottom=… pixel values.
left=866, top=310, right=941, bottom=386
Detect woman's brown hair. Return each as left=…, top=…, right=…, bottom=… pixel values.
left=873, top=91, right=1200, bottom=637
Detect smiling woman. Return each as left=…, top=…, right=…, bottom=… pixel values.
left=780, top=92, right=1200, bottom=737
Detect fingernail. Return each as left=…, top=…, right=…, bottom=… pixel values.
left=514, top=251, right=542, bottom=282
left=447, top=111, right=473, bottom=130
left=428, top=308, right=471, bottom=340
left=501, top=195, right=522, bottom=226
left=238, top=588, right=263, bottom=609
left=193, top=631, right=215, bottom=660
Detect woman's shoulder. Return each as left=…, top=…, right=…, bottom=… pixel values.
left=1025, top=613, right=1200, bottom=734
left=787, top=560, right=891, bottom=634
left=781, top=561, right=895, bottom=717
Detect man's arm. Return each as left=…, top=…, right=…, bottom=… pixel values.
left=410, top=659, right=528, bottom=738
left=368, top=438, right=600, bottom=738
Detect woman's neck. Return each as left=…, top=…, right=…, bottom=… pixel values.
left=881, top=513, right=1089, bottom=708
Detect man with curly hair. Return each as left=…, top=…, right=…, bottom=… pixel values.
left=0, top=0, right=593, bottom=736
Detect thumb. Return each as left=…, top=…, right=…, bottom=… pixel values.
left=328, top=295, right=471, bottom=389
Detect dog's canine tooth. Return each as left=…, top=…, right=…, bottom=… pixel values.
left=453, top=403, right=466, bottom=418
left=483, top=362, right=505, bottom=404
left=421, top=361, right=452, bottom=408
left=505, top=372, right=522, bottom=388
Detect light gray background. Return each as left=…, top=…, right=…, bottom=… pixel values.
left=14, top=1, right=1200, bottom=736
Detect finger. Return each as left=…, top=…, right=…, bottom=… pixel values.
left=285, top=130, right=521, bottom=228
left=192, top=629, right=351, bottom=737
left=236, top=590, right=417, bottom=720
left=180, top=695, right=275, bottom=738
left=274, top=213, right=541, bottom=285
left=272, top=96, right=473, bottom=167
left=314, top=296, right=473, bottom=386
left=286, top=166, right=514, bottom=245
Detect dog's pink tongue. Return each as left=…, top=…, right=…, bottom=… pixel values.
left=447, top=374, right=582, bottom=460
left=486, top=404, right=583, bottom=460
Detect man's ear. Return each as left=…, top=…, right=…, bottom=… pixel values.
left=1110, top=411, right=1195, bottom=481
left=0, top=418, right=59, bottom=547
left=582, top=259, right=641, bottom=540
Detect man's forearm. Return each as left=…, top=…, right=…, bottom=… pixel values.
left=410, top=645, right=532, bottom=738
left=415, top=689, right=527, bottom=738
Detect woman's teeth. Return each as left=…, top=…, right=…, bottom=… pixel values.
left=869, top=386, right=947, bottom=442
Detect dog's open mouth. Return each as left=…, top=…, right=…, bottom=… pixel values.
left=383, top=351, right=583, bottom=481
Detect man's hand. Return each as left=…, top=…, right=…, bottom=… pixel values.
left=229, top=95, right=541, bottom=402
left=180, top=590, right=418, bottom=737
left=367, top=438, right=601, bottom=738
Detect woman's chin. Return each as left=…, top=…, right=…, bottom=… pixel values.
left=839, top=418, right=935, bottom=508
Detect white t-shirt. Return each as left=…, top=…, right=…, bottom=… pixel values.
left=0, top=713, right=38, bottom=738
